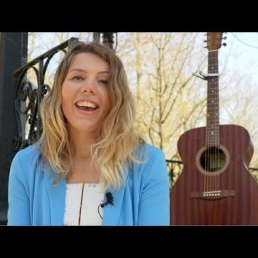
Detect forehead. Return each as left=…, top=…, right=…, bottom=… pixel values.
left=69, top=53, right=109, bottom=70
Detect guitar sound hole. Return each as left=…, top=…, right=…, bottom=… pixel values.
left=200, top=147, right=226, bottom=173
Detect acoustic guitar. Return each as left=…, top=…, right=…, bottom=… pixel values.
left=170, top=32, right=258, bottom=225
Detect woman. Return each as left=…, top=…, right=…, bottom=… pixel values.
left=7, top=41, right=170, bottom=225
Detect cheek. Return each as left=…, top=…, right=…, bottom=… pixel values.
left=61, top=83, right=73, bottom=114
left=61, top=82, right=74, bottom=102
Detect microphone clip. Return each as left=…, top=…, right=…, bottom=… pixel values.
left=100, top=192, right=114, bottom=208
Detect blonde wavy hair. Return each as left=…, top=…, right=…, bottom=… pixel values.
left=37, top=41, right=145, bottom=190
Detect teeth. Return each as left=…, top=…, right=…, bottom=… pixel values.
left=76, top=101, right=97, bottom=108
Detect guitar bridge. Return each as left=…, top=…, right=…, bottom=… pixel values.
left=190, top=190, right=235, bottom=200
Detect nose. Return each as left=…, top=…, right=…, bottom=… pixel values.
left=83, top=87, right=94, bottom=94
left=81, top=79, right=95, bottom=94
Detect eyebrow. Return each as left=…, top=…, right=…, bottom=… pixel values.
left=68, top=68, right=109, bottom=75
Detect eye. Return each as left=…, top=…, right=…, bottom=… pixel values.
left=72, top=75, right=84, bottom=81
left=99, top=79, right=108, bottom=85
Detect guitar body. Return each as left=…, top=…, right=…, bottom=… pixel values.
left=170, top=124, right=258, bottom=225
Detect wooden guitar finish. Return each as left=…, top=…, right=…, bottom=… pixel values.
left=170, top=32, right=258, bottom=225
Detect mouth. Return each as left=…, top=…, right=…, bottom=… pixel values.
left=75, top=100, right=99, bottom=111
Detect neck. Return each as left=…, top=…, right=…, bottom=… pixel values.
left=68, top=130, right=98, bottom=159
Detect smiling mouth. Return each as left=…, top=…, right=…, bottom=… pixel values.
left=76, top=100, right=98, bottom=111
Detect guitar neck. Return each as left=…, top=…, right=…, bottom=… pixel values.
left=206, top=50, right=220, bottom=146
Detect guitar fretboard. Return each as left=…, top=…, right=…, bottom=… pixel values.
left=206, top=50, right=219, bottom=146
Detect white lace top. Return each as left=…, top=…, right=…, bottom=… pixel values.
left=64, top=183, right=104, bottom=226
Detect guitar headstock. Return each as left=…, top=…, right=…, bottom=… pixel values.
left=206, top=32, right=225, bottom=51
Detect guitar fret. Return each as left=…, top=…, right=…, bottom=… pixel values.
left=206, top=50, right=219, bottom=145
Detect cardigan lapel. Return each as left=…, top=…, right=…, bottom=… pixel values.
left=102, top=186, right=126, bottom=225
left=45, top=170, right=66, bottom=225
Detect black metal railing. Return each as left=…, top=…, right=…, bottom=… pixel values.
left=13, top=37, right=79, bottom=151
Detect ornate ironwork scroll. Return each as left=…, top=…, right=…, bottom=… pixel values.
left=13, top=37, right=79, bottom=151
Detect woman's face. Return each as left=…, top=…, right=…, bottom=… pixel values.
left=61, top=53, right=111, bottom=134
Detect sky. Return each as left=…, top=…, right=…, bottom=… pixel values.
left=221, top=32, right=258, bottom=83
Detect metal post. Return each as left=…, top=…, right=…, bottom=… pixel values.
left=102, top=32, right=116, bottom=49
left=93, top=32, right=116, bottom=50
left=0, top=32, right=28, bottom=224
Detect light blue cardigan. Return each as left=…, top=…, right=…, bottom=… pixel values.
left=7, top=143, right=170, bottom=226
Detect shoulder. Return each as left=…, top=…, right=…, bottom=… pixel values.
left=135, top=142, right=166, bottom=161
left=145, top=143, right=165, bottom=156
left=9, top=144, right=55, bottom=188
left=12, top=144, right=40, bottom=162
left=132, top=143, right=168, bottom=179
left=10, top=144, right=42, bottom=173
